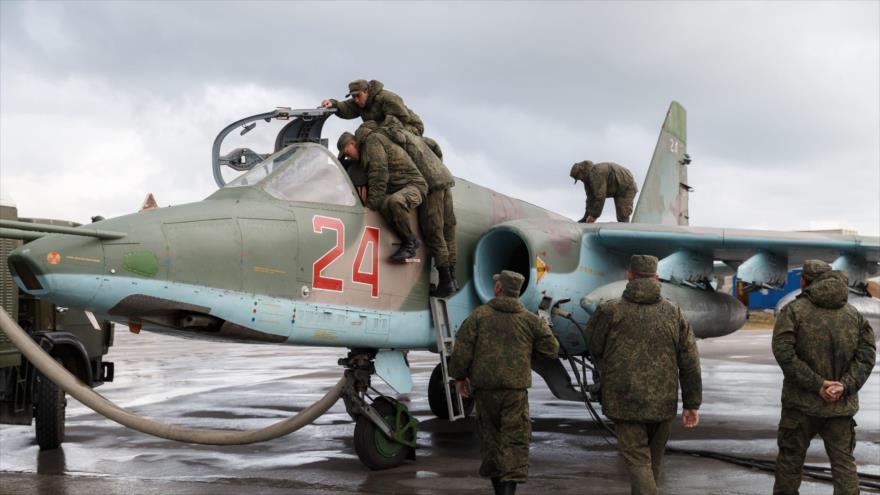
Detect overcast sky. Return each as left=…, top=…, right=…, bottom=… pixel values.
left=1, top=1, right=877, bottom=235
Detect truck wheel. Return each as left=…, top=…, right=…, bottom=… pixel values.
left=428, top=363, right=474, bottom=419
left=353, top=398, right=412, bottom=470
left=34, top=371, right=65, bottom=450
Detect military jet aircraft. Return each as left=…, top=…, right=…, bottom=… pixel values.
left=3, top=102, right=878, bottom=470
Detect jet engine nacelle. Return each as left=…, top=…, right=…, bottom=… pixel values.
left=472, top=219, right=583, bottom=309
left=580, top=280, right=748, bottom=339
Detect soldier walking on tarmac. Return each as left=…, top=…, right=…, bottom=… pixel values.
left=772, top=260, right=876, bottom=495
left=338, top=123, right=427, bottom=262
left=321, top=79, right=443, bottom=159
left=570, top=160, right=638, bottom=223
left=448, top=270, right=559, bottom=495
left=586, top=255, right=702, bottom=495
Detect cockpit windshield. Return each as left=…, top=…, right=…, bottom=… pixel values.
left=225, top=143, right=358, bottom=207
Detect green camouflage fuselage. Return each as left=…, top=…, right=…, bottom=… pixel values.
left=7, top=174, right=571, bottom=352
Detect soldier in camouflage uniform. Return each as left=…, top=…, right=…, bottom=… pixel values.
left=570, top=160, right=638, bottom=223
left=339, top=124, right=427, bottom=262
left=336, top=132, right=368, bottom=203
left=321, top=79, right=443, bottom=159
left=372, top=115, right=458, bottom=297
left=772, top=260, right=876, bottom=495
left=586, top=255, right=702, bottom=495
left=448, top=270, right=559, bottom=495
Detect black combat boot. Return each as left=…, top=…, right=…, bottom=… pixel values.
left=431, top=266, right=456, bottom=298
left=498, top=481, right=517, bottom=494
left=490, top=477, right=501, bottom=493
left=390, top=236, right=420, bottom=263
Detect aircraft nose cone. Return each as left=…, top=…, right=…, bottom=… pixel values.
left=8, top=234, right=105, bottom=308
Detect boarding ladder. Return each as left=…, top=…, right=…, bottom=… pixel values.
left=429, top=296, right=467, bottom=421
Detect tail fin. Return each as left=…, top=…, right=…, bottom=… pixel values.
left=632, top=101, right=690, bottom=225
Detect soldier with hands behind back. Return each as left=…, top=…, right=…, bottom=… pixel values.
left=772, top=260, right=876, bottom=495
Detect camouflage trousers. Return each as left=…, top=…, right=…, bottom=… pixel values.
left=613, top=419, right=672, bottom=495
left=379, top=184, right=424, bottom=240
left=773, top=408, right=858, bottom=495
left=614, top=187, right=637, bottom=223
left=475, top=389, right=531, bottom=483
left=418, top=187, right=457, bottom=267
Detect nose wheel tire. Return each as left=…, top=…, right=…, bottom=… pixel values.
left=34, top=371, right=66, bottom=450
left=428, top=363, right=474, bottom=419
left=353, top=398, right=414, bottom=470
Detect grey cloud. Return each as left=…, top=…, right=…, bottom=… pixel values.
left=1, top=1, right=877, bottom=234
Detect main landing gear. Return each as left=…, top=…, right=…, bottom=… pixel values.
left=339, top=350, right=418, bottom=470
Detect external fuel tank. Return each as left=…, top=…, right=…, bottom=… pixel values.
left=580, top=280, right=748, bottom=339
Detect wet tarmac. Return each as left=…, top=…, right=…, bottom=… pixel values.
left=1, top=327, right=877, bottom=494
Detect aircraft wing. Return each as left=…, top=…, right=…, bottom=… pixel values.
left=591, top=223, right=879, bottom=287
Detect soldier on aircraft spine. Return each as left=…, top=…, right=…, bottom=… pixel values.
left=570, top=160, right=638, bottom=223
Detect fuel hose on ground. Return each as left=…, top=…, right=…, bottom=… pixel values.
left=0, top=308, right=343, bottom=445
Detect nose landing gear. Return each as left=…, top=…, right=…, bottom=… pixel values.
left=339, top=350, right=418, bottom=470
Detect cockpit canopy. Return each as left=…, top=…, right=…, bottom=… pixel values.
left=225, top=143, right=358, bottom=207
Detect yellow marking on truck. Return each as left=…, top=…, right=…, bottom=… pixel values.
left=314, top=330, right=338, bottom=340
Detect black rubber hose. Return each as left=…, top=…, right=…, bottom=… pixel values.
left=1, top=308, right=344, bottom=445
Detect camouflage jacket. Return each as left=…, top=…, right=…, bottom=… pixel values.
left=578, top=161, right=638, bottom=218
left=375, top=116, right=454, bottom=192
left=586, top=278, right=702, bottom=422
left=772, top=271, right=876, bottom=417
left=448, top=297, right=559, bottom=390
left=331, top=80, right=426, bottom=135
left=357, top=127, right=427, bottom=211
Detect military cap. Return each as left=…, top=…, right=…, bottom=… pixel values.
left=570, top=161, right=593, bottom=183
left=629, top=254, right=658, bottom=277
left=493, top=270, right=525, bottom=297
left=346, top=79, right=369, bottom=97
left=336, top=132, right=355, bottom=153
left=801, top=259, right=831, bottom=282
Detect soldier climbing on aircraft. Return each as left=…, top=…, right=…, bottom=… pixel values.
left=321, top=79, right=443, bottom=159
left=336, top=131, right=368, bottom=204
left=371, top=115, right=458, bottom=297
left=570, top=160, right=638, bottom=223
left=338, top=123, right=427, bottom=263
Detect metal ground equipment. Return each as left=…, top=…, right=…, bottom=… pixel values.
left=0, top=205, right=115, bottom=450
